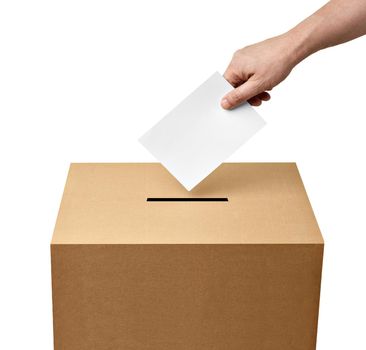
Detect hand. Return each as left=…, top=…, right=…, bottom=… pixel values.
left=221, top=34, right=299, bottom=109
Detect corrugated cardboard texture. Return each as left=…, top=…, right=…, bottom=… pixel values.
left=52, top=163, right=323, bottom=244
left=51, top=163, right=324, bottom=350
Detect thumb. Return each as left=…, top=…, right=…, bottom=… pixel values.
left=221, top=78, right=263, bottom=110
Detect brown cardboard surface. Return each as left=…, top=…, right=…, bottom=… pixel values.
left=51, top=163, right=323, bottom=244
left=51, top=163, right=324, bottom=350
left=52, top=244, right=323, bottom=350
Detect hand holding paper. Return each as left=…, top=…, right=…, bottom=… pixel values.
left=139, top=72, right=266, bottom=190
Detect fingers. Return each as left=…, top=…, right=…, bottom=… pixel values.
left=247, top=91, right=271, bottom=106
left=221, top=79, right=266, bottom=109
left=257, top=91, right=271, bottom=101
left=223, top=68, right=242, bottom=87
left=247, top=96, right=262, bottom=106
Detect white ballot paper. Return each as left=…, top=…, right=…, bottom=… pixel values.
left=139, top=72, right=266, bottom=190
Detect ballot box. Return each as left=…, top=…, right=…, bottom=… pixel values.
left=51, top=163, right=323, bottom=350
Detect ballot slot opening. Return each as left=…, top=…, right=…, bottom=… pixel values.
left=146, top=197, right=228, bottom=202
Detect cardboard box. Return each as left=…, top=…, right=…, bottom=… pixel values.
left=51, top=163, right=323, bottom=350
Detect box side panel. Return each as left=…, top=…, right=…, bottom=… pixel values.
left=51, top=245, right=89, bottom=350
left=51, top=244, right=323, bottom=350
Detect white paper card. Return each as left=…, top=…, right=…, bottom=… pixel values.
left=139, top=72, right=266, bottom=190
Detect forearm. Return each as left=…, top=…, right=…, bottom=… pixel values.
left=285, top=0, right=366, bottom=64
left=221, top=0, right=366, bottom=109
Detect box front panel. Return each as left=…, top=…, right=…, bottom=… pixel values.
left=52, top=244, right=323, bottom=350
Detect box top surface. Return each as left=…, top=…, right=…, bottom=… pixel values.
left=52, top=163, right=323, bottom=244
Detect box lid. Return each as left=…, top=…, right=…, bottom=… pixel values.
left=51, top=163, right=323, bottom=244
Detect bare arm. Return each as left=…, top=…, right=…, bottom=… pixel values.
left=221, top=0, right=366, bottom=109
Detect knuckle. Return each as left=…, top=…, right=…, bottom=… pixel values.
left=233, top=49, right=242, bottom=59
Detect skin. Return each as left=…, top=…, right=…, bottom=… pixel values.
left=221, top=0, right=366, bottom=109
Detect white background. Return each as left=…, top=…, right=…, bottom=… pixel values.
left=0, top=0, right=365, bottom=348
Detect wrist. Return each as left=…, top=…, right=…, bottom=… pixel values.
left=281, top=28, right=315, bottom=67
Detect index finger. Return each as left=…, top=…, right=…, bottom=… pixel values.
left=223, top=67, right=243, bottom=87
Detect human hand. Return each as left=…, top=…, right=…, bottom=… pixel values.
left=221, top=34, right=299, bottom=109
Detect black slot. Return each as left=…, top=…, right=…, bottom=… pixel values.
left=146, top=197, right=228, bottom=202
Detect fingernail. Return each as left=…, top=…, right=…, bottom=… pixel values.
left=221, top=98, right=230, bottom=109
